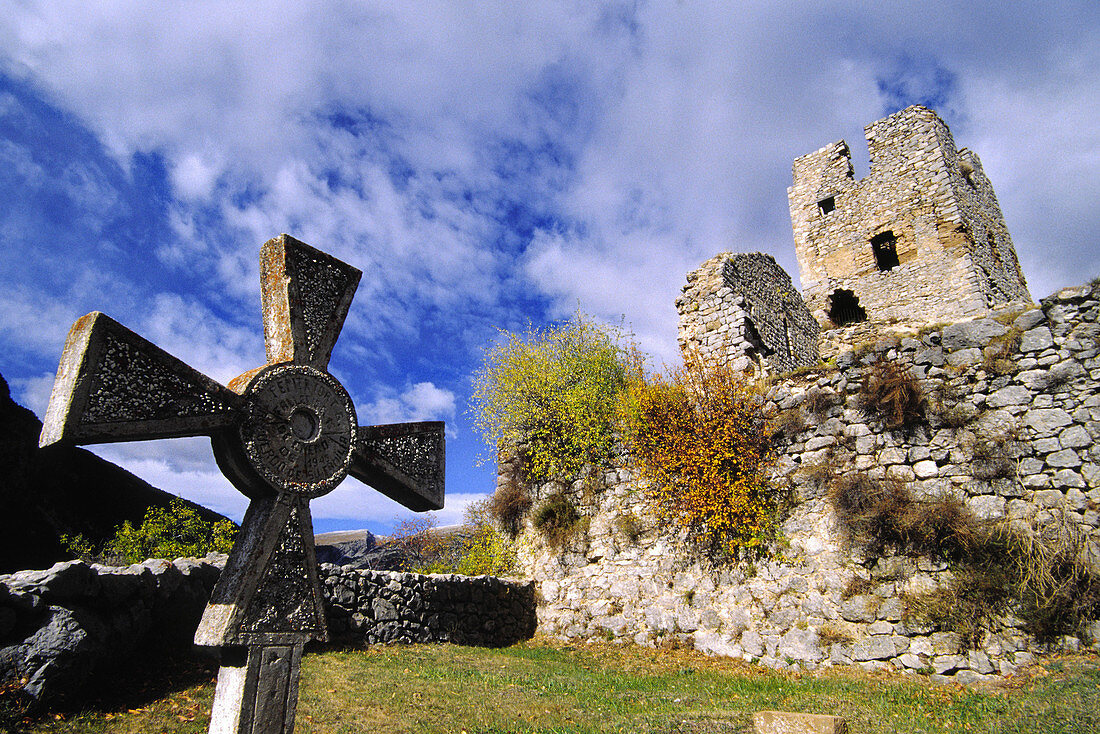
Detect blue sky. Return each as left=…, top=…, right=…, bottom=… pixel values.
left=2, top=2, right=1098, bottom=535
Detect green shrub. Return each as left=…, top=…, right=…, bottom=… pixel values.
left=389, top=501, right=517, bottom=576
left=470, top=314, right=642, bottom=481
left=619, top=354, right=779, bottom=561
left=532, top=492, right=584, bottom=550
left=64, top=499, right=237, bottom=565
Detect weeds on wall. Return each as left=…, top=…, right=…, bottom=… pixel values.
left=487, top=477, right=532, bottom=538
left=967, top=429, right=1020, bottom=481
left=857, top=358, right=926, bottom=429
left=613, top=513, right=645, bottom=544
left=532, top=492, right=586, bottom=550
left=803, top=387, right=841, bottom=420
left=982, top=327, right=1022, bottom=376
left=767, top=406, right=807, bottom=441
left=470, top=313, right=643, bottom=482
left=828, top=471, right=1100, bottom=647
left=620, top=353, right=781, bottom=562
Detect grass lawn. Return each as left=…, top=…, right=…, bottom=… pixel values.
left=8, top=640, right=1098, bottom=733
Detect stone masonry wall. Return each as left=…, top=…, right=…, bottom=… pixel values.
left=513, top=281, right=1100, bottom=683
left=0, top=556, right=535, bottom=707
left=788, top=105, right=1031, bottom=326
left=677, top=252, right=820, bottom=374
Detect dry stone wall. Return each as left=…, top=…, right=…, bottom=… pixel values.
left=788, top=105, right=1030, bottom=327
left=0, top=556, right=535, bottom=707
left=513, top=281, right=1100, bottom=682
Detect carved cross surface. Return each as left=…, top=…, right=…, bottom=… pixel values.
left=38, top=234, right=445, bottom=734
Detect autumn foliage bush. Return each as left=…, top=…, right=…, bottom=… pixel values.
left=387, top=500, right=516, bottom=576
left=620, top=355, right=779, bottom=560
left=471, top=315, right=642, bottom=481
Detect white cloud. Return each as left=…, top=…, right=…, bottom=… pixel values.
left=3, top=1, right=1100, bottom=534
left=170, top=152, right=222, bottom=201
left=89, top=437, right=249, bottom=521
left=138, top=293, right=264, bottom=385
left=359, top=381, right=457, bottom=428
left=10, top=371, right=55, bottom=418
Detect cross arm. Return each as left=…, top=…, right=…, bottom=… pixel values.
left=348, top=421, right=445, bottom=512
left=39, top=312, right=244, bottom=447
left=261, top=234, right=362, bottom=369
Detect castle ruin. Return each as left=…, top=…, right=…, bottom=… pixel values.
left=675, top=252, right=820, bottom=374
left=788, top=105, right=1031, bottom=327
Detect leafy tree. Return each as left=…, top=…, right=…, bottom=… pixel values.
left=387, top=500, right=516, bottom=576
left=471, top=314, right=642, bottom=481
left=63, top=499, right=238, bottom=565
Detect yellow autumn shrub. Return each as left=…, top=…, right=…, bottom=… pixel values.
left=471, top=314, right=642, bottom=481
left=620, top=355, right=778, bottom=560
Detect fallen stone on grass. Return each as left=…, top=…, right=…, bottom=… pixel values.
left=753, top=710, right=848, bottom=734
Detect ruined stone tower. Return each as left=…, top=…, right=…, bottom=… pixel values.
left=788, top=105, right=1030, bottom=327
left=676, top=252, right=820, bottom=374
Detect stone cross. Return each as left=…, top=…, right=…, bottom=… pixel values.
left=38, top=234, right=445, bottom=734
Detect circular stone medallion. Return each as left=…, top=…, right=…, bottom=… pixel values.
left=235, top=364, right=357, bottom=498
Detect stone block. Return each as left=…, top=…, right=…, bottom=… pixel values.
left=986, top=385, right=1031, bottom=407
left=1024, top=408, right=1073, bottom=435
left=947, top=348, right=983, bottom=367
left=931, top=632, right=961, bottom=655
left=967, top=495, right=1005, bottom=520
left=778, top=628, right=824, bottom=663
left=942, top=319, right=1007, bottom=351
left=1020, top=327, right=1054, bottom=352
left=851, top=636, right=897, bottom=661
left=913, top=460, right=939, bottom=478
left=839, top=595, right=880, bottom=623
left=753, top=711, right=848, bottom=734
left=1013, top=309, right=1046, bottom=331
left=1059, top=425, right=1092, bottom=449
left=1047, top=449, right=1082, bottom=468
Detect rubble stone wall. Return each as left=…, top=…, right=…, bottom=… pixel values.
left=321, top=564, right=536, bottom=647
left=788, top=105, right=1031, bottom=327
left=0, top=557, right=535, bottom=707
left=513, top=281, right=1100, bottom=683
left=676, top=252, right=820, bottom=374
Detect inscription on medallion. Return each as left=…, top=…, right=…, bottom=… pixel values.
left=239, top=364, right=356, bottom=497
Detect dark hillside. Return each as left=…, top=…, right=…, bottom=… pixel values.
left=0, top=373, right=232, bottom=573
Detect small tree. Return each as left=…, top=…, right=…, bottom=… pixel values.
left=386, top=500, right=516, bottom=576
left=470, top=314, right=642, bottom=481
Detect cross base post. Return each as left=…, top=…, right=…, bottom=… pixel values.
left=208, top=643, right=304, bottom=734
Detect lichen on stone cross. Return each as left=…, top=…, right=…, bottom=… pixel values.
left=38, top=234, right=445, bottom=734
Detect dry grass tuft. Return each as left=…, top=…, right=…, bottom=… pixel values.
left=488, top=477, right=533, bottom=537
left=858, top=358, right=926, bottom=429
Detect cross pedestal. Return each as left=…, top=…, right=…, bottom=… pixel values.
left=39, top=235, right=445, bottom=734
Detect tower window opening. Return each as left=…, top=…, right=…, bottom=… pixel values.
left=828, top=289, right=866, bottom=327
left=817, top=196, right=835, bottom=215
left=871, top=231, right=900, bottom=271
